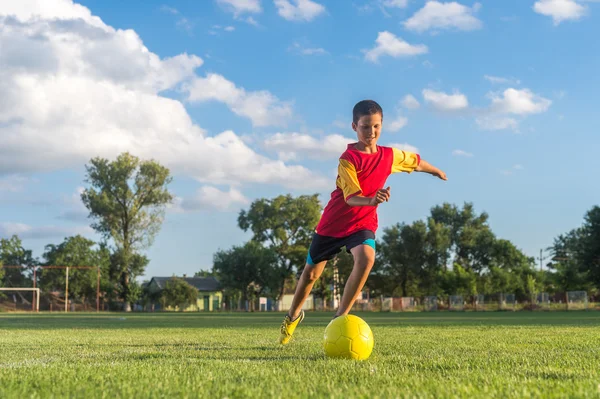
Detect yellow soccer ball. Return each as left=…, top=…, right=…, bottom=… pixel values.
left=323, top=314, right=374, bottom=360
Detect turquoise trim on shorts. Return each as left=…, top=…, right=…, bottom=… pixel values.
left=362, top=238, right=376, bottom=250
left=306, top=252, right=315, bottom=266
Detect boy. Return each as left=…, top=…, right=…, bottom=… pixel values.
left=279, top=99, right=447, bottom=345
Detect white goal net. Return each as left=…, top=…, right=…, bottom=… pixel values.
left=0, top=288, right=40, bottom=312
left=567, top=291, right=588, bottom=310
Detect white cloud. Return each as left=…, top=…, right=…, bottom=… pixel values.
left=452, top=149, right=473, bottom=157
left=387, top=143, right=420, bottom=154
left=404, top=1, right=483, bottom=33
left=476, top=117, right=519, bottom=132
left=488, top=88, right=552, bottom=115
left=183, top=74, right=294, bottom=127
left=422, top=89, right=468, bottom=111
left=160, top=6, right=180, bottom=15
left=210, top=25, right=236, bottom=35
left=0, top=0, right=326, bottom=191
left=484, top=75, right=521, bottom=85
left=364, top=31, right=428, bottom=63
left=176, top=17, right=194, bottom=34
left=160, top=6, right=194, bottom=34
left=332, top=120, right=348, bottom=129
left=171, top=186, right=249, bottom=212
left=388, top=116, right=408, bottom=132
left=217, top=0, right=262, bottom=17
left=0, top=222, right=94, bottom=240
left=274, top=0, right=326, bottom=22
left=381, top=0, right=409, bottom=8
left=533, top=0, right=587, bottom=25
left=264, top=133, right=354, bottom=160
left=289, top=42, right=328, bottom=56
left=401, top=94, right=421, bottom=109
left=475, top=88, right=551, bottom=131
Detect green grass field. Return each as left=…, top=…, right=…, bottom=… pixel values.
left=1, top=312, right=600, bottom=398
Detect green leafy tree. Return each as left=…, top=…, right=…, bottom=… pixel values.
left=213, top=241, right=278, bottom=308
left=438, top=264, right=478, bottom=297
left=109, top=249, right=149, bottom=307
left=0, top=235, right=36, bottom=287
left=377, top=221, right=428, bottom=297
left=41, top=235, right=111, bottom=308
left=578, top=206, right=600, bottom=288
left=160, top=277, right=199, bottom=311
left=430, top=202, right=495, bottom=273
left=237, top=194, right=321, bottom=302
left=81, top=152, right=173, bottom=311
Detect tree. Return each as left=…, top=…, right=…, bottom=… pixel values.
left=81, top=152, right=173, bottom=311
left=0, top=235, right=36, bottom=287
left=109, top=249, right=149, bottom=308
left=429, top=202, right=495, bottom=273
left=377, top=222, right=428, bottom=297
left=546, top=228, right=591, bottom=294
left=237, top=194, right=321, bottom=302
left=438, top=264, right=478, bottom=297
left=160, top=277, right=199, bottom=311
left=578, top=206, right=600, bottom=288
left=213, top=241, right=278, bottom=309
left=41, top=235, right=111, bottom=308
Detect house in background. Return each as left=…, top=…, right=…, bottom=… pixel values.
left=146, top=276, right=222, bottom=312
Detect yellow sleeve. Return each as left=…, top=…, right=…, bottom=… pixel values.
left=391, top=148, right=420, bottom=174
left=337, top=159, right=362, bottom=200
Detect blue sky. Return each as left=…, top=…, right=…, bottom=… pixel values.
left=1, top=0, right=599, bottom=280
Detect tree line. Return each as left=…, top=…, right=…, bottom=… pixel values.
left=1, top=153, right=598, bottom=310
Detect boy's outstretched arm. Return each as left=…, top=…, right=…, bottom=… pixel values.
left=417, top=159, right=447, bottom=181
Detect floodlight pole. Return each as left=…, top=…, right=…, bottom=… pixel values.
left=32, top=268, right=37, bottom=312
left=65, top=266, right=69, bottom=313
left=97, top=266, right=100, bottom=312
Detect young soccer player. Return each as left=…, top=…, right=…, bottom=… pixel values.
left=279, top=99, right=447, bottom=345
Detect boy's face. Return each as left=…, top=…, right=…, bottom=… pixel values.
left=352, top=113, right=382, bottom=146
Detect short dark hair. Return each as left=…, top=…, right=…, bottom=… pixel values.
left=353, top=100, right=383, bottom=124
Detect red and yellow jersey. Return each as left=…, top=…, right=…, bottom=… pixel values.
left=315, top=143, right=421, bottom=237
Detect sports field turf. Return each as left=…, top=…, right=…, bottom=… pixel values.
left=1, top=312, right=599, bottom=398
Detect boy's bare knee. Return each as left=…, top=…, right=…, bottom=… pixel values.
left=351, top=245, right=376, bottom=268
left=302, top=263, right=324, bottom=283
left=306, top=268, right=320, bottom=282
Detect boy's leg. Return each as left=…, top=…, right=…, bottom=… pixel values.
left=279, top=260, right=327, bottom=345
left=334, top=244, right=376, bottom=317
left=287, top=261, right=327, bottom=320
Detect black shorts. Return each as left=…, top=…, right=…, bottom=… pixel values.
left=306, top=230, right=376, bottom=265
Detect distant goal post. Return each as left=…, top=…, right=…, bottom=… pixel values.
left=0, top=288, right=40, bottom=312
left=0, top=265, right=100, bottom=312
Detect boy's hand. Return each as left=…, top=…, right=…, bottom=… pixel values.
left=434, top=169, right=447, bottom=181
left=369, top=186, right=391, bottom=206
left=417, top=159, right=447, bottom=181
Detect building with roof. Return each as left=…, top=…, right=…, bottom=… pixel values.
left=145, top=275, right=222, bottom=312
